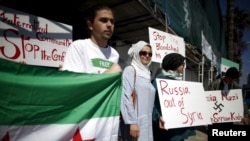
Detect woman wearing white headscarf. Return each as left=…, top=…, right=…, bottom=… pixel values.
left=120, top=41, right=156, bottom=141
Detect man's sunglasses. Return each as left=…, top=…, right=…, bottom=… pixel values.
left=139, top=51, right=152, bottom=57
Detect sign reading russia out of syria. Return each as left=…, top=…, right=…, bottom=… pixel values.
left=155, top=78, right=211, bottom=129
left=0, top=6, right=72, bottom=68
left=205, top=89, right=244, bottom=124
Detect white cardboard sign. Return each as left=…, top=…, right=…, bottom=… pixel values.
left=0, top=6, right=72, bottom=67
left=148, top=27, right=185, bottom=63
left=205, top=89, right=243, bottom=123
left=156, top=78, right=211, bottom=129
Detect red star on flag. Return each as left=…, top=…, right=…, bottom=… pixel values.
left=1, top=132, right=9, bottom=141
left=73, top=128, right=95, bottom=141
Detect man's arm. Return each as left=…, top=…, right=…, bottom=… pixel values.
left=103, top=63, right=122, bottom=74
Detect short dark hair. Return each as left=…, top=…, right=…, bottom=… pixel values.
left=86, top=4, right=113, bottom=23
left=162, top=53, right=185, bottom=71
left=225, top=67, right=239, bottom=79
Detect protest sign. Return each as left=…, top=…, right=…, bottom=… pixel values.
left=205, top=89, right=243, bottom=123
left=0, top=6, right=72, bottom=67
left=156, top=78, right=211, bottom=129
left=148, top=27, right=185, bottom=63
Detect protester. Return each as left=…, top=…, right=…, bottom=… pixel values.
left=207, top=67, right=249, bottom=125
left=120, top=41, right=156, bottom=141
left=61, top=4, right=122, bottom=140
left=208, top=67, right=240, bottom=91
left=152, top=53, right=196, bottom=141
left=61, top=4, right=122, bottom=74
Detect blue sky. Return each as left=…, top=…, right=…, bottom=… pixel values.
left=219, top=0, right=250, bottom=86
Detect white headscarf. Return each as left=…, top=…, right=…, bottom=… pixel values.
left=128, top=41, right=151, bottom=80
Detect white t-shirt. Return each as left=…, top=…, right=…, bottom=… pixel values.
left=61, top=39, right=119, bottom=74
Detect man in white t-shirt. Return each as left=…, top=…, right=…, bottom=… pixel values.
left=61, top=4, right=122, bottom=74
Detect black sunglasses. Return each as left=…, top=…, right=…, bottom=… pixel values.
left=139, top=51, right=152, bottom=57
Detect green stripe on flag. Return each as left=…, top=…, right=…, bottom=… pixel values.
left=0, top=58, right=122, bottom=125
left=221, top=57, right=239, bottom=70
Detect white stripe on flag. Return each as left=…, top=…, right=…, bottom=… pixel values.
left=0, top=116, right=119, bottom=141
left=221, top=64, right=229, bottom=73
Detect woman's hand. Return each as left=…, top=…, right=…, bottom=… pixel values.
left=241, top=117, right=249, bottom=124
left=130, top=124, right=139, bottom=139
left=159, top=116, right=165, bottom=129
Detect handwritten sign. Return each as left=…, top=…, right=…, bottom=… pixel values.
left=156, top=78, right=211, bottom=129
left=148, top=27, right=185, bottom=63
left=205, top=89, right=243, bottom=123
left=0, top=6, right=72, bottom=67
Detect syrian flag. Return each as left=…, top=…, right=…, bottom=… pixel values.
left=221, top=57, right=239, bottom=73
left=0, top=58, right=122, bottom=141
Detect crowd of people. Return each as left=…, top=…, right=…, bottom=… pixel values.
left=60, top=4, right=249, bottom=141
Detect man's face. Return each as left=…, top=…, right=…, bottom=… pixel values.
left=224, top=77, right=235, bottom=84
left=88, top=9, right=114, bottom=41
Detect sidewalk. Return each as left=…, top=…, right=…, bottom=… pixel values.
left=185, top=130, right=208, bottom=141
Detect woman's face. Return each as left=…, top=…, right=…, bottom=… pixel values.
left=139, top=46, right=152, bottom=65
left=175, top=61, right=185, bottom=74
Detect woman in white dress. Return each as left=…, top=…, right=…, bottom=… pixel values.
left=120, top=41, right=156, bottom=141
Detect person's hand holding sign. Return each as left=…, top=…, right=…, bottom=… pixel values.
left=159, top=116, right=166, bottom=129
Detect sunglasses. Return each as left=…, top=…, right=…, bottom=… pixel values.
left=139, top=51, right=152, bottom=57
